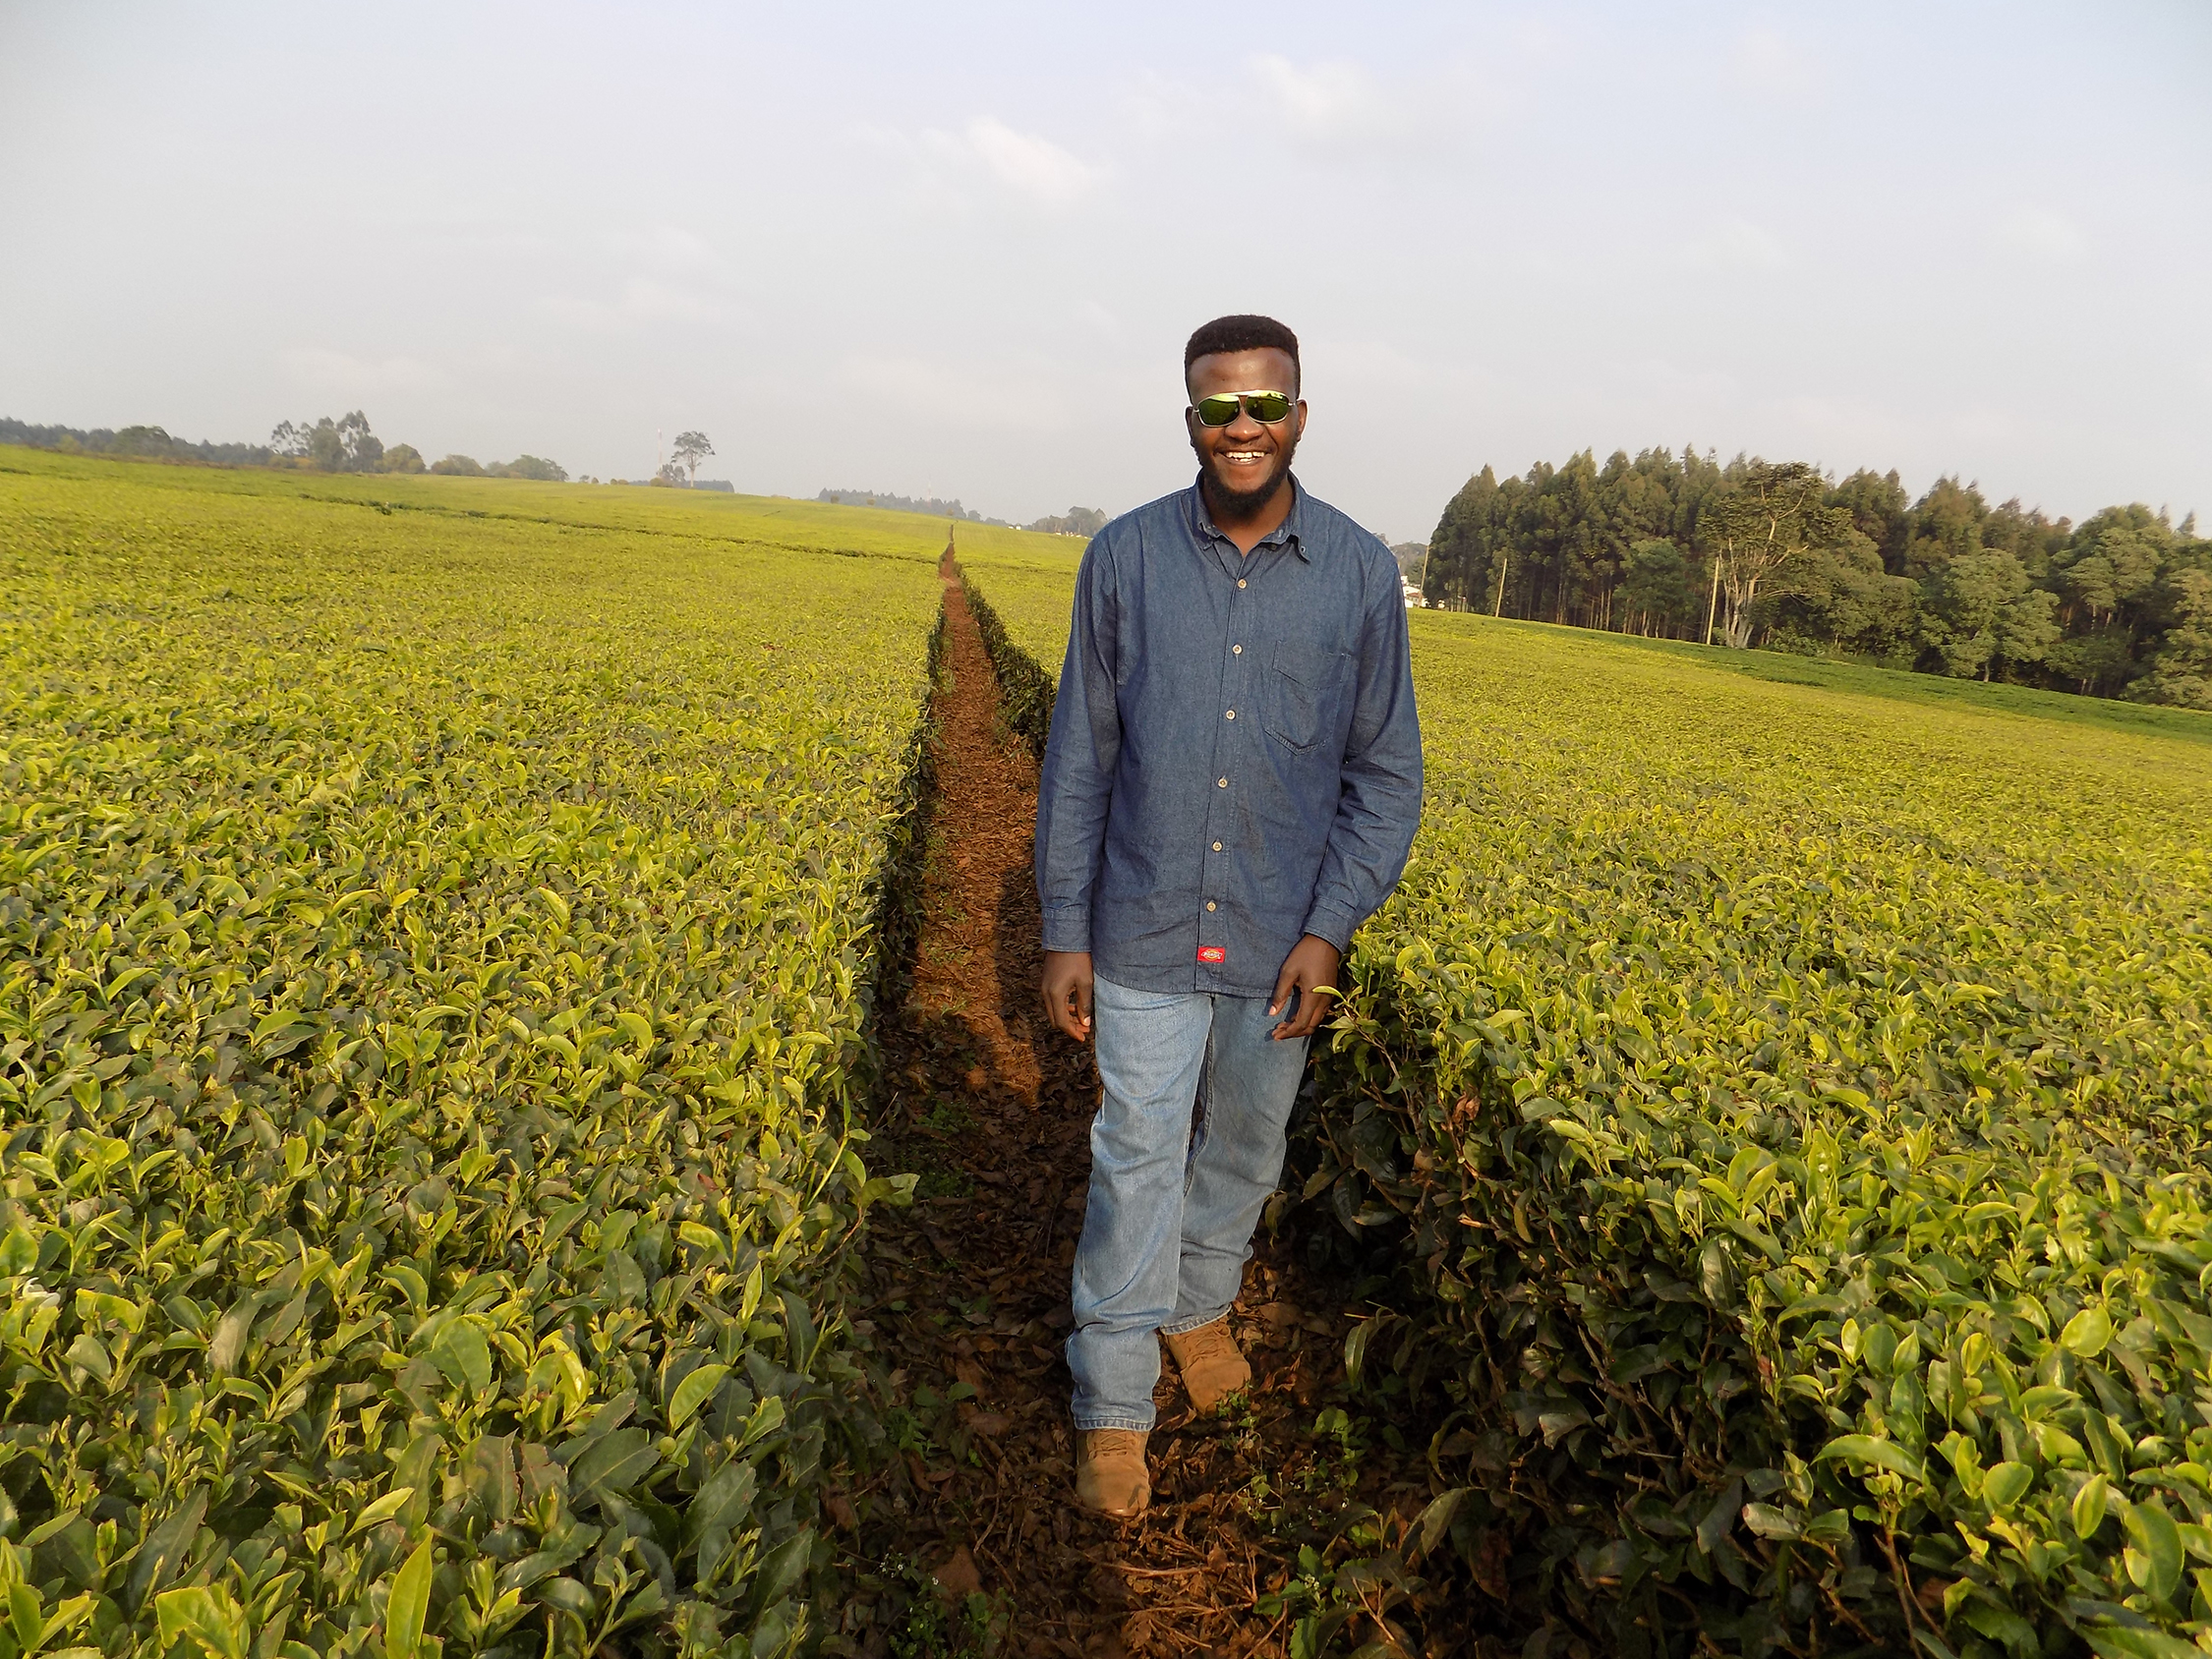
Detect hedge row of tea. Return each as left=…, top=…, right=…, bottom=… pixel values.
left=0, top=451, right=949, bottom=1657
left=1327, top=621, right=2212, bottom=1656
left=964, top=555, right=2212, bottom=1655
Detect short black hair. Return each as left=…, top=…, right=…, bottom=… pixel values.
left=1184, top=315, right=1300, bottom=391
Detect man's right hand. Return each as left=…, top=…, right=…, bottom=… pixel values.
left=1042, top=949, right=1094, bottom=1043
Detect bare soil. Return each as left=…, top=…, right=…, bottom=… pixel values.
left=833, top=554, right=1482, bottom=1657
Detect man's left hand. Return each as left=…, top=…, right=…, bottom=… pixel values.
left=1267, top=935, right=1343, bottom=1041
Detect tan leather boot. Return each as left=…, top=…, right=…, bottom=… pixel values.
left=1164, top=1316, right=1252, bottom=1411
left=1074, top=1429, right=1150, bottom=1516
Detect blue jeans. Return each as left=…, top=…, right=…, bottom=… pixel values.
left=1066, top=973, right=1312, bottom=1431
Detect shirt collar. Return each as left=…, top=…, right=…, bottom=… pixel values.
left=1189, top=474, right=1310, bottom=561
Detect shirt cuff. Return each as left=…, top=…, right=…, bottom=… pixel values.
left=1300, top=899, right=1362, bottom=954
left=1041, top=904, right=1091, bottom=954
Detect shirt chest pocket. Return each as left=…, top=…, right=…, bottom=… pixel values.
left=1262, top=640, right=1354, bottom=753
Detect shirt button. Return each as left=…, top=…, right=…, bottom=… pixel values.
left=1206, top=900, right=1217, bottom=911
left=1217, top=777, right=1227, bottom=787
left=1233, top=644, right=1243, bottom=655
left=1237, top=579, right=1248, bottom=589
left=1225, top=709, right=1236, bottom=719
left=1212, top=841, right=1222, bottom=851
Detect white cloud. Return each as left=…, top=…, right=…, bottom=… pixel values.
left=1126, top=55, right=1488, bottom=164
left=1728, top=26, right=1817, bottom=100
left=536, top=276, right=728, bottom=332
left=945, top=116, right=1105, bottom=208
left=1252, top=54, right=1390, bottom=140
left=856, top=115, right=1105, bottom=214
left=1321, top=335, right=1471, bottom=392
left=525, top=223, right=735, bottom=333
left=1678, top=217, right=1790, bottom=272
left=1122, top=70, right=1186, bottom=144
left=281, top=347, right=445, bottom=391
left=1994, top=204, right=2086, bottom=262
left=832, top=349, right=1056, bottom=432
left=607, top=224, right=723, bottom=277
left=849, top=122, right=963, bottom=213
left=1245, top=53, right=1490, bottom=156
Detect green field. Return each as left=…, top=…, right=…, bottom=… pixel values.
left=7, top=448, right=2212, bottom=1657
left=947, top=541, right=1084, bottom=670
left=963, top=563, right=2212, bottom=1652
left=0, top=450, right=1070, bottom=1657
left=0, top=449, right=991, bottom=564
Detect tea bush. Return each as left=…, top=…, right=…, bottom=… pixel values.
left=0, top=454, right=944, bottom=1657
left=942, top=561, right=1077, bottom=698
left=1316, top=616, right=2212, bottom=1655
left=954, top=576, right=1053, bottom=761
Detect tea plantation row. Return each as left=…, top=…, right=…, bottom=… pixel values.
left=957, top=542, right=2212, bottom=1657
left=0, top=452, right=971, bottom=1658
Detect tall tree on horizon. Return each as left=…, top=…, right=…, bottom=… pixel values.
left=671, top=430, right=714, bottom=487
left=1698, top=460, right=1846, bottom=648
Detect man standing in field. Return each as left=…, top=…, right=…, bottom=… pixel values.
left=1035, top=315, right=1425, bottom=1516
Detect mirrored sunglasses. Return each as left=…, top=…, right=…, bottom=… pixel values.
left=1192, top=391, right=1295, bottom=427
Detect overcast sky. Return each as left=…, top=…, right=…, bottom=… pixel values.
left=3, top=2, right=2206, bottom=540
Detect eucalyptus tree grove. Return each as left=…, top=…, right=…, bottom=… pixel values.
left=1424, top=447, right=2210, bottom=708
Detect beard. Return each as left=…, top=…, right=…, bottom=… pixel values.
left=1199, top=431, right=1300, bottom=515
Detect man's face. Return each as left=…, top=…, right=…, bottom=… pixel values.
left=1186, top=346, right=1306, bottom=513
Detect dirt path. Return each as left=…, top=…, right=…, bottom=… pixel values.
left=842, top=554, right=1475, bottom=1658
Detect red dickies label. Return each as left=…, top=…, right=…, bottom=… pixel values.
left=1197, top=945, right=1226, bottom=965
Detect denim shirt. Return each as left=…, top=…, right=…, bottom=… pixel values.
left=1034, top=477, right=1424, bottom=998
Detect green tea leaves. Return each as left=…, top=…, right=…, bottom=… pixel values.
left=1979, top=1461, right=2032, bottom=1512
left=2075, top=1473, right=2111, bottom=1539
left=153, top=1585, right=249, bottom=1659
left=0, top=1229, right=36, bottom=1276
left=2081, top=1628, right=2210, bottom=1659
left=1816, top=1435, right=1926, bottom=1486
left=667, top=1362, right=730, bottom=1430
left=382, top=1540, right=435, bottom=1659
left=0, top=459, right=952, bottom=1652
left=349, top=1488, right=416, bottom=1534
left=428, top=1321, right=493, bottom=1395
left=2126, top=1499, right=2185, bottom=1603
left=2062, top=1305, right=2116, bottom=1357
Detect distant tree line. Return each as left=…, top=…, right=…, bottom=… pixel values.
left=1424, top=447, right=2211, bottom=710
left=818, top=486, right=989, bottom=521
left=430, top=453, right=568, bottom=482
left=268, top=412, right=424, bottom=475
left=1028, top=506, right=1108, bottom=538
left=816, top=487, right=1116, bottom=535
left=272, top=415, right=566, bottom=481
left=0, top=411, right=572, bottom=486
left=0, top=418, right=273, bottom=467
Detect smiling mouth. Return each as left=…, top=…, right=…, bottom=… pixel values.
left=1220, top=449, right=1270, bottom=466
